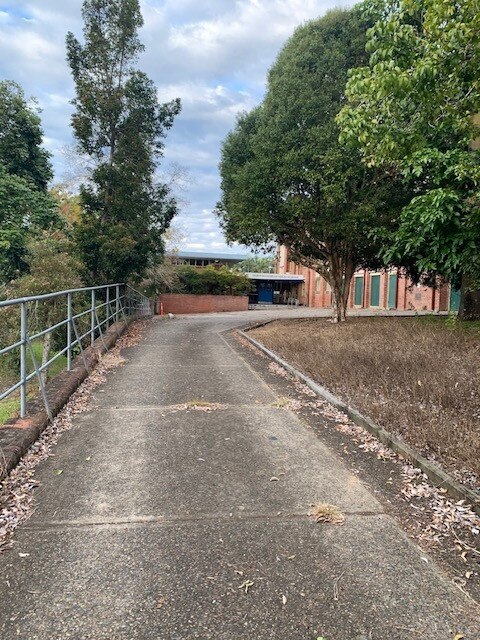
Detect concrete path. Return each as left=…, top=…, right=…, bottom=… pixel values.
left=0, top=310, right=477, bottom=639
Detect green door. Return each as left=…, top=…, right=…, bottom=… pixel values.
left=354, top=276, right=364, bottom=306
left=388, top=273, right=397, bottom=309
left=370, top=274, right=381, bottom=307
left=450, top=287, right=461, bottom=312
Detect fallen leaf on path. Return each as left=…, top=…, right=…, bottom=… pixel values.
left=53, top=469, right=63, bottom=475
left=282, top=594, right=287, bottom=606
left=453, top=634, right=464, bottom=640
left=270, top=477, right=279, bottom=482
left=18, top=553, right=29, bottom=558
left=238, top=580, right=254, bottom=594
left=309, top=503, right=345, bottom=525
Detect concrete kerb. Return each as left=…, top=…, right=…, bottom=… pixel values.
left=237, top=325, right=480, bottom=516
left=0, top=317, right=138, bottom=483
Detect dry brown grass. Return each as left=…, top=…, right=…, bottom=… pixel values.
left=251, top=317, right=480, bottom=480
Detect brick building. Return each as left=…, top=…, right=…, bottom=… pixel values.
left=276, top=246, right=457, bottom=312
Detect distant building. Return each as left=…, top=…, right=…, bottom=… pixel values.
left=246, top=272, right=305, bottom=305
left=276, top=246, right=459, bottom=312
left=170, top=251, right=249, bottom=268
left=168, top=250, right=305, bottom=305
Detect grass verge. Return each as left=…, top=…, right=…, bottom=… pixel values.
left=0, top=343, right=68, bottom=426
left=250, top=316, right=480, bottom=483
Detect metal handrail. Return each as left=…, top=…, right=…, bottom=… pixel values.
left=0, top=283, right=121, bottom=308
left=0, top=283, right=151, bottom=420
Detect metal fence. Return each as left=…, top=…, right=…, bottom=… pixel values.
left=0, top=284, right=151, bottom=420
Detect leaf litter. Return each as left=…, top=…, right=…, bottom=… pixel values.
left=266, top=358, right=480, bottom=542
left=308, top=503, right=345, bottom=525
left=264, top=355, right=480, bottom=602
left=0, top=318, right=149, bottom=553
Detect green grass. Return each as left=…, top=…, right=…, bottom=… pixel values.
left=0, top=397, right=20, bottom=424
left=0, top=341, right=68, bottom=426
left=415, top=313, right=480, bottom=334
left=26, top=342, right=68, bottom=379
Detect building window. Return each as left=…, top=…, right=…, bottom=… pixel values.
left=315, top=275, right=321, bottom=293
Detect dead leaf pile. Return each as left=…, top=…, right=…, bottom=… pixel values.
left=268, top=361, right=293, bottom=380
left=309, top=503, right=345, bottom=525
left=159, top=402, right=226, bottom=418
left=234, top=332, right=268, bottom=358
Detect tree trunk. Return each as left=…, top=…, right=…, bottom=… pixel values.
left=327, top=252, right=355, bottom=323
left=458, top=274, right=480, bottom=320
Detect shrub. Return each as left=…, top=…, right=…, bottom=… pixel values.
left=176, top=265, right=252, bottom=296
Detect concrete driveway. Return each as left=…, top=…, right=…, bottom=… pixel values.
left=0, top=310, right=477, bottom=639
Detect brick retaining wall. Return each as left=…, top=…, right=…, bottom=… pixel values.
left=157, top=294, right=249, bottom=315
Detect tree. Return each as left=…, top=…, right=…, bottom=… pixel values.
left=0, top=81, right=53, bottom=190
left=217, top=9, right=409, bottom=321
left=0, top=166, right=58, bottom=282
left=67, top=0, right=181, bottom=284
left=0, top=82, right=60, bottom=283
left=50, top=185, right=83, bottom=228
left=2, top=231, right=84, bottom=383
left=235, top=256, right=274, bottom=273
left=337, top=0, right=480, bottom=319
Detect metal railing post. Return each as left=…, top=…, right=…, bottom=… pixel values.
left=20, top=302, right=27, bottom=418
left=67, top=292, right=72, bottom=371
left=106, top=286, right=110, bottom=329
left=91, top=289, right=96, bottom=345
left=115, top=285, right=120, bottom=323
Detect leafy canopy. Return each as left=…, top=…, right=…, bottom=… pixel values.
left=217, top=8, right=409, bottom=320
left=0, top=81, right=53, bottom=190
left=235, top=256, right=274, bottom=274
left=337, top=0, right=480, bottom=286
left=0, top=82, right=60, bottom=283
left=67, top=0, right=181, bottom=284
left=0, top=165, right=58, bottom=282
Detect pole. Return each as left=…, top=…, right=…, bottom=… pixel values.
left=106, top=286, right=110, bottom=329
left=115, top=285, right=120, bottom=324
left=67, top=292, right=72, bottom=371
left=91, top=289, right=96, bottom=345
left=20, top=303, right=27, bottom=418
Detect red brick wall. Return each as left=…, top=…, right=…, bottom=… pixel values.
left=275, top=246, right=451, bottom=312
left=157, top=294, right=249, bottom=315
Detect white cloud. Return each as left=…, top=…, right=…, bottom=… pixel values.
left=0, top=0, right=355, bottom=253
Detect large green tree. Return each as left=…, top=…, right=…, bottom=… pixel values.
left=0, top=81, right=53, bottom=190
left=0, top=81, right=59, bottom=283
left=217, top=8, right=409, bottom=321
left=337, top=0, right=480, bottom=318
left=67, top=0, right=181, bottom=284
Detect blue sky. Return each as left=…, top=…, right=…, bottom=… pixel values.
left=0, top=0, right=354, bottom=253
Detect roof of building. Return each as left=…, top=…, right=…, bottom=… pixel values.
left=173, top=250, right=250, bottom=261
left=246, top=272, right=305, bottom=282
